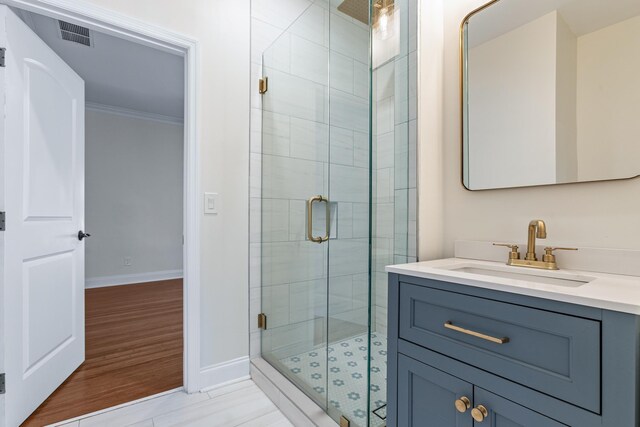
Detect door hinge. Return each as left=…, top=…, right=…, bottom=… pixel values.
left=0, top=211, right=5, bottom=231
left=0, top=48, right=5, bottom=68
left=258, top=313, right=267, bottom=330
left=0, top=373, right=5, bottom=394
left=259, top=77, right=268, bottom=94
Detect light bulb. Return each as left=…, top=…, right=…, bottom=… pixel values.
left=378, top=6, right=392, bottom=40
left=379, top=7, right=389, bottom=31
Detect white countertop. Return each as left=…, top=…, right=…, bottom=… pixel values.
left=386, top=258, right=640, bottom=315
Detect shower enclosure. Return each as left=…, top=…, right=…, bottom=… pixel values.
left=258, top=0, right=417, bottom=425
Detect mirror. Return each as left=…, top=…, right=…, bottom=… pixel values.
left=461, top=0, right=640, bottom=190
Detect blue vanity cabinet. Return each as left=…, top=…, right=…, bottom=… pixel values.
left=473, top=387, right=568, bottom=427
left=387, top=273, right=640, bottom=427
left=397, top=353, right=568, bottom=426
left=398, top=283, right=600, bottom=412
left=398, top=354, right=473, bottom=427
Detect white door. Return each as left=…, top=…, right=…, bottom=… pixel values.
left=1, top=6, right=85, bottom=426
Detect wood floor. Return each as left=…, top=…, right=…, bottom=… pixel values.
left=22, top=279, right=183, bottom=427
left=53, top=380, right=292, bottom=427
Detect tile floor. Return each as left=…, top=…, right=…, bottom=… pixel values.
left=50, top=380, right=292, bottom=427
left=49, top=333, right=388, bottom=427
left=280, top=333, right=387, bottom=427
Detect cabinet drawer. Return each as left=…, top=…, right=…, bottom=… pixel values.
left=399, top=283, right=601, bottom=412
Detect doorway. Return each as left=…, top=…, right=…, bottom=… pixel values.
left=23, top=280, right=184, bottom=426
left=0, top=2, right=200, bottom=426
left=26, top=24, right=185, bottom=421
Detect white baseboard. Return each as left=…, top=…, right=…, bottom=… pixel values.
left=199, top=356, right=250, bottom=392
left=199, top=375, right=251, bottom=394
left=85, top=269, right=183, bottom=289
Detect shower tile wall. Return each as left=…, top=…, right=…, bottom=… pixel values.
left=251, top=0, right=417, bottom=363
left=250, top=0, right=372, bottom=360
left=371, top=0, right=418, bottom=337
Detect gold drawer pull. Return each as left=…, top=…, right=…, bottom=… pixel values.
left=444, top=321, right=509, bottom=344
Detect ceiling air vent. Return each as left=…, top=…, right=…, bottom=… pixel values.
left=58, top=20, right=92, bottom=47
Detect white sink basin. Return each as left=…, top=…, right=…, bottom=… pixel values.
left=438, top=264, right=595, bottom=288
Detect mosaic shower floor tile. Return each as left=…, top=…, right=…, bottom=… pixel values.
left=280, top=333, right=387, bottom=427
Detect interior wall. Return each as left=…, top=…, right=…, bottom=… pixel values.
left=436, top=0, right=640, bottom=259
left=577, top=14, right=640, bottom=181
left=468, top=11, right=582, bottom=189
left=85, top=109, right=183, bottom=286
left=77, top=0, right=250, bottom=372
left=555, top=13, right=578, bottom=183
left=417, top=0, right=444, bottom=261
left=468, top=12, right=558, bottom=189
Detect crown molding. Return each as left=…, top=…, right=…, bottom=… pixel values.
left=85, top=102, right=184, bottom=125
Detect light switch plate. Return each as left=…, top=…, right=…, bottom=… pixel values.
left=204, top=192, right=218, bottom=214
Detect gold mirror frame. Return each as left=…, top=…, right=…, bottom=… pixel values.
left=459, top=0, right=640, bottom=191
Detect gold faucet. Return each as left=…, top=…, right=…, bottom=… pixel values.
left=526, top=220, right=547, bottom=261
left=494, top=220, right=577, bottom=270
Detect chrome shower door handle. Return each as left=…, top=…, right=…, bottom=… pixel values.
left=307, top=195, right=330, bottom=244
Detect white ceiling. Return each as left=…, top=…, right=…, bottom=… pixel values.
left=16, top=9, right=185, bottom=120
left=468, top=0, right=640, bottom=47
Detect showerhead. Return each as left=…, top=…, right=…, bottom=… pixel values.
left=337, top=0, right=370, bottom=25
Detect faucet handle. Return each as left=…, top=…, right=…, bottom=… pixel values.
left=493, top=243, right=521, bottom=260
left=543, top=247, right=578, bottom=263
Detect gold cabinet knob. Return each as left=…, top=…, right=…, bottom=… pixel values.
left=471, top=405, right=489, bottom=422
left=454, top=396, right=471, bottom=413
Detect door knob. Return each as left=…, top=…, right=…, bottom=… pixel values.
left=78, top=230, right=91, bottom=241
left=454, top=396, right=471, bottom=413
left=471, top=405, right=489, bottom=422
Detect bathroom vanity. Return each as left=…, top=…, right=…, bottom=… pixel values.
left=386, top=258, right=640, bottom=427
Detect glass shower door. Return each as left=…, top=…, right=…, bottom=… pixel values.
left=258, top=0, right=416, bottom=424
left=259, top=6, right=332, bottom=411
left=260, top=2, right=373, bottom=426
left=326, top=5, right=373, bottom=427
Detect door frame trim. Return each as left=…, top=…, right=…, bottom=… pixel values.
left=0, top=0, right=202, bottom=394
